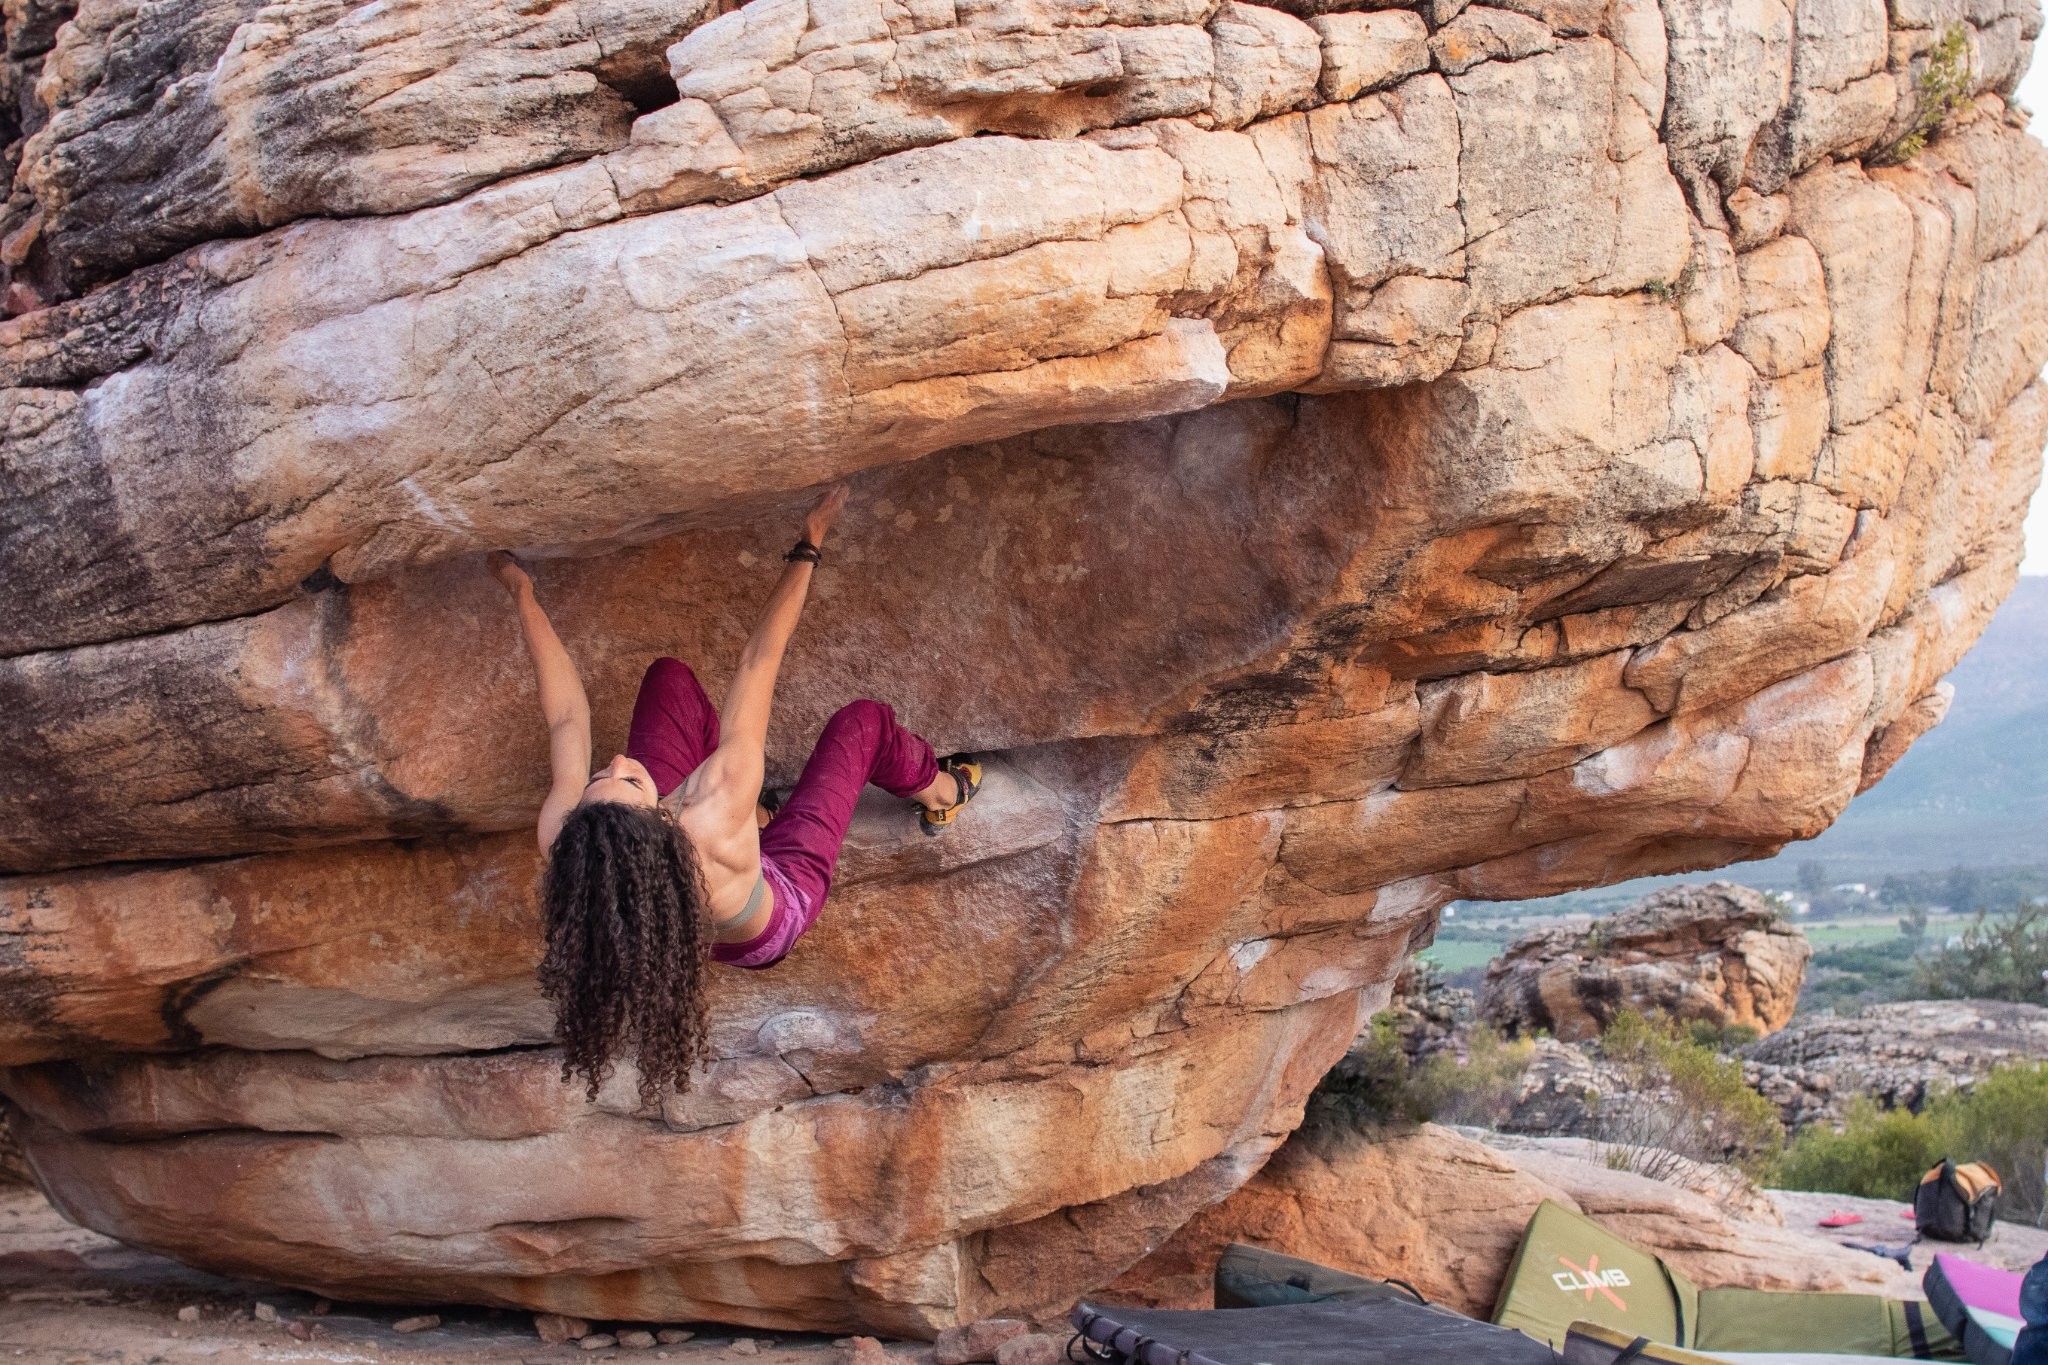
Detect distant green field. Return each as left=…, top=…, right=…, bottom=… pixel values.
left=1800, top=918, right=1912, bottom=947
left=1417, top=939, right=1503, bottom=972
left=1799, top=911, right=2010, bottom=947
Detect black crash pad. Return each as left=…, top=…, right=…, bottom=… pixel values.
left=1072, top=1297, right=1561, bottom=1365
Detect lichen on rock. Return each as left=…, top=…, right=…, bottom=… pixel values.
left=0, top=0, right=2043, bottom=1336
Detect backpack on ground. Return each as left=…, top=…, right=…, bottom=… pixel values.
left=1916, top=1160, right=2002, bottom=1242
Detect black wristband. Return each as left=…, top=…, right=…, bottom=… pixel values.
left=785, top=539, right=822, bottom=564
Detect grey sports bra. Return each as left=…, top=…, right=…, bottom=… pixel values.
left=715, top=875, right=768, bottom=932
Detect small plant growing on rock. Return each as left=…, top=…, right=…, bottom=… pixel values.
left=1875, top=23, right=1974, bottom=165
left=0, top=1104, right=25, bottom=1186
left=1316, top=1014, right=1417, bottom=1124
left=1685, top=1020, right=1759, bottom=1052
left=1642, top=259, right=1700, bottom=305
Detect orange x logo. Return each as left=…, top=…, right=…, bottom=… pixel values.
left=1558, top=1254, right=1628, bottom=1310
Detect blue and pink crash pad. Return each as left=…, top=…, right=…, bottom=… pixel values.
left=1924, top=1254, right=2026, bottom=1365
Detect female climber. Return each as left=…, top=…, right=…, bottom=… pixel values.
left=488, top=484, right=980, bottom=1103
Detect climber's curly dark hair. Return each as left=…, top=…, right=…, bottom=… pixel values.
left=538, top=801, right=711, bottom=1105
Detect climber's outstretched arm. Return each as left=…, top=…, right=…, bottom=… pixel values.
left=696, top=486, right=849, bottom=817
left=491, top=553, right=592, bottom=851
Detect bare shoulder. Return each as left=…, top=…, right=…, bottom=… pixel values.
left=676, top=797, right=762, bottom=915
left=676, top=743, right=757, bottom=812
left=673, top=782, right=749, bottom=852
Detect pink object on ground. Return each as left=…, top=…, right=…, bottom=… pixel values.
left=1818, top=1211, right=1865, bottom=1228
left=1903, top=1209, right=1917, bottom=1219
left=625, top=657, right=941, bottom=969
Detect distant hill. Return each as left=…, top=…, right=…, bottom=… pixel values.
left=1759, top=574, right=2048, bottom=877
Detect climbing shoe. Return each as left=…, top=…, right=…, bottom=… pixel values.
left=918, top=755, right=983, bottom=836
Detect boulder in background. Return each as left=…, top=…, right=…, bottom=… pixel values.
left=1744, top=999, right=2048, bottom=1128
left=1480, top=883, right=1814, bottom=1042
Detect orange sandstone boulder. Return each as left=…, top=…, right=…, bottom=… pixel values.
left=0, top=0, right=2042, bottom=1338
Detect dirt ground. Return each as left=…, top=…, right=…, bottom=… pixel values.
left=0, top=1184, right=932, bottom=1365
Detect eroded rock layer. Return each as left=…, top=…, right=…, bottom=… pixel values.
left=0, top=0, right=2044, bottom=1335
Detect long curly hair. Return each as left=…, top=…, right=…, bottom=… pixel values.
left=538, top=801, right=711, bottom=1105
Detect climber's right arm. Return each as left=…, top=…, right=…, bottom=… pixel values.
left=694, top=485, right=848, bottom=822
left=491, top=553, right=591, bottom=851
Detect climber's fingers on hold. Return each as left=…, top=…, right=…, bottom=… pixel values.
left=805, top=483, right=850, bottom=545
left=487, top=550, right=531, bottom=593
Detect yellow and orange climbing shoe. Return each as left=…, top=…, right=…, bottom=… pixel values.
left=918, top=755, right=983, bottom=836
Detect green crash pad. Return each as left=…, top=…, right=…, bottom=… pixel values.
left=1566, top=1319, right=1942, bottom=1365
left=1495, top=1200, right=1959, bottom=1359
left=1494, top=1200, right=1700, bottom=1348
left=1695, top=1289, right=1957, bottom=1359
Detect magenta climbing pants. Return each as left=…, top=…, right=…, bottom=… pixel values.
left=625, top=657, right=940, bottom=969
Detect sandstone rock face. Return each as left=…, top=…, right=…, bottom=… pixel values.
left=1479, top=882, right=1815, bottom=1042
left=0, top=1111, right=26, bottom=1186
left=1108, top=1122, right=1914, bottom=1316
left=1744, top=999, right=2048, bottom=1128
left=0, top=0, right=2043, bottom=1337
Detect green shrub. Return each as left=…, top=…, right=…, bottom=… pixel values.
left=1409, top=1023, right=1538, bottom=1127
left=1775, top=1096, right=1946, bottom=1200
left=1775, top=1061, right=2048, bottom=1224
left=1687, top=1020, right=1761, bottom=1051
left=1800, top=936, right=1923, bottom=1013
left=0, top=1104, right=26, bottom=1187
left=1312, top=1016, right=1534, bottom=1129
left=1316, top=1013, right=1421, bottom=1125
left=1945, top=1061, right=2048, bottom=1223
left=1876, top=23, right=1974, bottom=165
left=1596, top=1009, right=1784, bottom=1184
left=1916, top=904, right=2048, bottom=1002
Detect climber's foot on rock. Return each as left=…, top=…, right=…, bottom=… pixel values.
left=917, top=756, right=982, bottom=836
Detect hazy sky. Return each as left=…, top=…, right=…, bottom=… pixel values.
left=2021, top=58, right=2048, bottom=573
